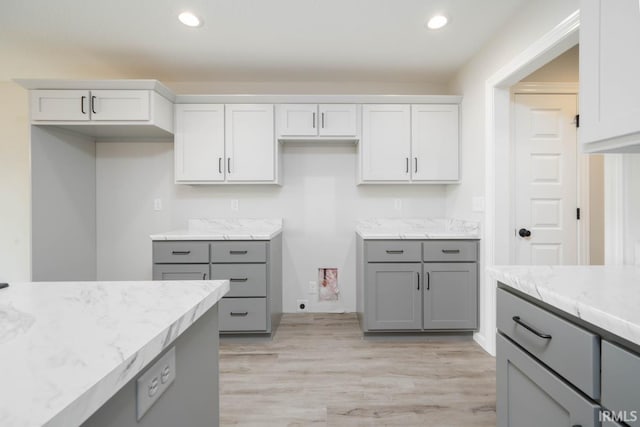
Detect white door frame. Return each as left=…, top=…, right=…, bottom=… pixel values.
left=510, top=83, right=586, bottom=265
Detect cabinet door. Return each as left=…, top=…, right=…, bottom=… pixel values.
left=278, top=104, right=318, bottom=137
left=361, top=104, right=411, bottom=181
left=318, top=104, right=357, bottom=136
left=497, top=334, right=601, bottom=427
left=365, top=263, right=421, bottom=330
left=411, top=104, right=459, bottom=181
left=30, top=90, right=90, bottom=121
left=225, top=104, right=275, bottom=182
left=423, top=263, right=477, bottom=330
left=174, top=104, right=225, bottom=182
left=152, top=264, right=209, bottom=281
left=89, top=90, right=150, bottom=121
left=580, top=0, right=640, bottom=151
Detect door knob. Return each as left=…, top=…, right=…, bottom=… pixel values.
left=518, top=228, right=532, bottom=238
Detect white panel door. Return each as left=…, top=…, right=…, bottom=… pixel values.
left=411, top=104, right=459, bottom=181
left=225, top=104, right=275, bottom=182
left=514, top=94, right=578, bottom=265
left=30, top=90, right=90, bottom=121
left=318, top=104, right=357, bottom=136
left=361, top=104, right=411, bottom=182
left=90, top=90, right=150, bottom=121
left=277, top=104, right=317, bottom=137
left=174, top=104, right=225, bottom=183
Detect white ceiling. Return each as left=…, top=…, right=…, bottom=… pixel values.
left=1, top=0, right=527, bottom=83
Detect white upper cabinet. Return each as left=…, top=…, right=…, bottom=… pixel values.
left=361, top=104, right=411, bottom=182
left=225, top=104, right=276, bottom=182
left=277, top=104, right=358, bottom=139
left=30, top=90, right=91, bottom=121
left=87, top=90, right=150, bottom=121
left=411, top=105, right=459, bottom=182
left=360, top=104, right=460, bottom=183
left=174, top=104, right=278, bottom=184
left=580, top=0, right=640, bottom=152
left=174, top=104, right=225, bottom=183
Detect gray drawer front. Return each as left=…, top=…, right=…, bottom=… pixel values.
left=212, top=264, right=267, bottom=297
left=497, top=334, right=601, bottom=427
left=219, top=298, right=267, bottom=332
left=153, top=264, right=209, bottom=281
left=211, top=242, right=267, bottom=263
left=153, top=242, right=209, bottom=264
left=423, top=240, right=478, bottom=262
left=602, top=341, right=640, bottom=427
left=497, top=289, right=600, bottom=399
left=366, top=241, right=421, bottom=262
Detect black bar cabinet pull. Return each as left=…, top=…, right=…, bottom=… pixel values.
left=81, top=96, right=86, bottom=114
left=321, top=112, right=325, bottom=128
left=414, top=157, right=418, bottom=173
left=230, top=278, right=249, bottom=282
left=512, top=316, right=552, bottom=340
left=426, top=272, right=430, bottom=290
left=227, top=158, right=231, bottom=174
left=218, top=157, right=222, bottom=174
left=230, top=312, right=248, bottom=317
left=417, top=272, right=420, bottom=290
left=386, top=250, right=404, bottom=254
left=202, top=273, right=206, bottom=280
left=172, top=250, right=191, bottom=255
left=91, top=96, right=97, bottom=114
left=230, top=250, right=248, bottom=255
left=442, top=249, right=460, bottom=254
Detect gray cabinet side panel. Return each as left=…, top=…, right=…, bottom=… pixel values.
left=268, top=234, right=283, bottom=333
left=602, top=340, right=640, bottom=427
left=81, top=305, right=220, bottom=427
left=31, top=126, right=97, bottom=281
left=356, top=235, right=365, bottom=331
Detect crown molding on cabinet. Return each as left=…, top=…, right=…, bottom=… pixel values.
left=15, top=79, right=176, bottom=102
left=174, top=94, right=462, bottom=104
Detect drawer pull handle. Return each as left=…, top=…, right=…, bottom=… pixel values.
left=512, top=316, right=552, bottom=340
left=230, top=278, right=248, bottom=282
left=202, top=273, right=207, bottom=280
left=172, top=251, right=191, bottom=255
left=441, top=249, right=460, bottom=254
left=386, top=250, right=404, bottom=254
left=229, top=250, right=248, bottom=255
left=230, top=312, right=248, bottom=317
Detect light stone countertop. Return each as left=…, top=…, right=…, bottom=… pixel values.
left=356, top=218, right=480, bottom=239
left=150, top=218, right=283, bottom=241
left=0, top=280, right=229, bottom=427
left=488, top=265, right=640, bottom=347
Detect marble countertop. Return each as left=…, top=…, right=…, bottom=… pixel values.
left=150, top=218, right=283, bottom=241
left=356, top=218, right=480, bottom=239
left=0, top=279, right=229, bottom=427
left=489, top=265, right=640, bottom=347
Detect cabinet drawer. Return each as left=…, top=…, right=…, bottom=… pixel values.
left=153, top=242, right=209, bottom=264
left=423, top=240, right=478, bottom=262
left=152, top=264, right=209, bottom=281
left=602, top=341, right=640, bottom=427
left=497, top=334, right=601, bottom=427
left=211, top=264, right=267, bottom=297
left=211, top=242, right=267, bottom=263
left=497, top=288, right=600, bottom=399
left=219, top=298, right=267, bottom=332
left=366, top=241, right=421, bottom=262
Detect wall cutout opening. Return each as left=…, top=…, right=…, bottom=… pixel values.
left=318, top=268, right=339, bottom=301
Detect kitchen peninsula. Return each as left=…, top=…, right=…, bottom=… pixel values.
left=0, top=279, right=229, bottom=427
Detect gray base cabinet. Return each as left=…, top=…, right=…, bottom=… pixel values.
left=356, top=237, right=479, bottom=333
left=152, top=234, right=282, bottom=336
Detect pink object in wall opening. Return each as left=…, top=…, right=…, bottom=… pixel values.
left=318, top=268, right=339, bottom=301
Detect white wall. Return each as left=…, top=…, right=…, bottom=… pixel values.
left=623, top=154, right=640, bottom=265
left=521, top=45, right=580, bottom=82
left=96, top=141, right=447, bottom=312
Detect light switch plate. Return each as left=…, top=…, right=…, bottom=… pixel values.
left=137, top=347, right=176, bottom=420
left=472, top=196, right=485, bottom=213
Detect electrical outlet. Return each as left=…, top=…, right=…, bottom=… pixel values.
left=308, top=281, right=317, bottom=294
left=296, top=299, right=309, bottom=312
left=231, top=199, right=239, bottom=212
left=153, top=198, right=162, bottom=211
left=137, top=347, right=175, bottom=420
left=472, top=196, right=485, bottom=213
left=394, top=199, right=402, bottom=210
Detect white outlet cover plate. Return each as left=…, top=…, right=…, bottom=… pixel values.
left=137, top=347, right=176, bottom=420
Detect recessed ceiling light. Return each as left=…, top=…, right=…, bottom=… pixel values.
left=427, top=15, right=448, bottom=30
left=178, top=11, right=202, bottom=28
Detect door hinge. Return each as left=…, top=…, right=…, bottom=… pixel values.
left=577, top=207, right=581, bottom=220
left=574, top=114, right=580, bottom=128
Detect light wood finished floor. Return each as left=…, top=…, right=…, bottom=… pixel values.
left=219, top=314, right=496, bottom=426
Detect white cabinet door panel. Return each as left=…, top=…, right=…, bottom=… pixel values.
left=90, top=90, right=150, bottom=121
left=31, top=90, right=90, bottom=121
left=174, top=104, right=225, bottom=182
left=411, top=104, right=459, bottom=181
left=225, top=104, right=275, bottom=182
left=319, top=104, right=357, bottom=136
left=361, top=104, right=411, bottom=181
left=278, top=104, right=317, bottom=137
